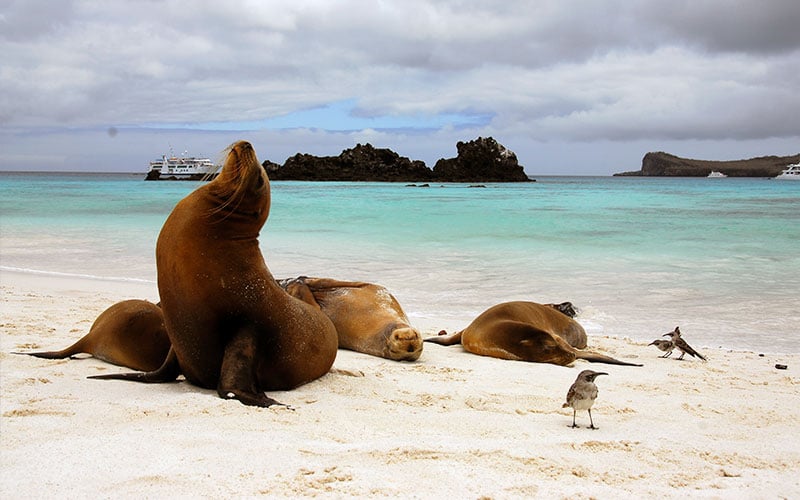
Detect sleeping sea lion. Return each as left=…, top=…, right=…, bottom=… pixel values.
left=92, top=141, right=339, bottom=407
left=279, top=276, right=423, bottom=361
left=425, top=301, right=641, bottom=367
left=19, top=299, right=170, bottom=372
left=25, top=273, right=422, bottom=371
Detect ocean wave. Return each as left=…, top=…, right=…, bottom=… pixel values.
left=0, top=266, right=155, bottom=284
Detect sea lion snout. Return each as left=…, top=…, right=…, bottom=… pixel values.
left=386, top=327, right=423, bottom=361
left=230, top=140, right=254, bottom=154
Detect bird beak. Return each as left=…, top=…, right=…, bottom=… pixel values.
left=596, top=372, right=608, bottom=376
left=662, top=333, right=670, bottom=337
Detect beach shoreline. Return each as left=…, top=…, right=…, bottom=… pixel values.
left=2, top=269, right=799, bottom=497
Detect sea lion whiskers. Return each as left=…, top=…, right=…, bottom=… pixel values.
left=384, top=325, right=424, bottom=360
left=200, top=151, right=226, bottom=182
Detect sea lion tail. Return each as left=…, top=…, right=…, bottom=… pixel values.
left=89, top=347, right=180, bottom=383
left=575, top=351, right=643, bottom=367
left=424, top=331, right=463, bottom=346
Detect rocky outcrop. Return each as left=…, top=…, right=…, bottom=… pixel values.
left=262, top=137, right=531, bottom=182
left=432, top=137, right=530, bottom=182
left=265, top=143, right=432, bottom=182
left=615, top=152, right=800, bottom=177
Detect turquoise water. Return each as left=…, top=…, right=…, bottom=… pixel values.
left=1, top=172, right=799, bottom=353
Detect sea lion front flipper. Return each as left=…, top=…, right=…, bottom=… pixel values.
left=217, top=326, right=284, bottom=408
left=306, top=277, right=371, bottom=288
left=279, top=277, right=322, bottom=309
left=89, top=347, right=181, bottom=382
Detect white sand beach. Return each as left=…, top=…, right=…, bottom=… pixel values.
left=2, top=268, right=799, bottom=498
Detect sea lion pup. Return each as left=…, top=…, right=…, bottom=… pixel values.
left=92, top=141, right=338, bottom=407
left=20, top=299, right=170, bottom=372
left=278, top=276, right=423, bottom=361
left=425, top=301, right=642, bottom=367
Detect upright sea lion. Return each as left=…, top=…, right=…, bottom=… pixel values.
left=279, top=276, right=423, bottom=361
left=20, top=299, right=170, bottom=372
left=425, top=301, right=641, bottom=367
left=92, top=141, right=339, bottom=407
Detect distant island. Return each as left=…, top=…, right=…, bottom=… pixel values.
left=614, top=151, right=800, bottom=177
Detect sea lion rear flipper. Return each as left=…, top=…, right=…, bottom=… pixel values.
left=424, top=331, right=463, bottom=346
left=16, top=338, right=87, bottom=360
left=575, top=351, right=643, bottom=367
left=89, top=347, right=181, bottom=382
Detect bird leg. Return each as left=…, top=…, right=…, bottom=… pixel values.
left=570, top=410, right=578, bottom=428
left=588, top=409, right=598, bottom=430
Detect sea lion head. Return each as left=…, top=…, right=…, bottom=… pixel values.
left=384, top=325, right=424, bottom=361
left=209, top=140, right=270, bottom=222
left=546, top=301, right=578, bottom=318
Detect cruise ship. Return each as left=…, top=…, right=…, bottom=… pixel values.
left=147, top=150, right=218, bottom=180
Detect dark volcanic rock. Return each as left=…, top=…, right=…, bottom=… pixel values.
left=262, top=159, right=282, bottom=177
left=266, top=143, right=432, bottom=182
left=263, top=138, right=531, bottom=182
left=432, top=137, right=530, bottom=182
left=615, top=151, right=800, bottom=177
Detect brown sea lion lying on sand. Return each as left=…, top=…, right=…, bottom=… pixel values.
left=279, top=276, right=423, bottom=361
left=425, top=301, right=642, bottom=367
left=19, top=299, right=170, bottom=372
left=21, top=275, right=423, bottom=374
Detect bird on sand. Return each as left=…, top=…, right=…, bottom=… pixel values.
left=648, top=338, right=675, bottom=358
left=562, top=369, right=607, bottom=429
left=663, top=327, right=707, bottom=361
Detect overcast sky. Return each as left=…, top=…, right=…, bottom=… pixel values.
left=1, top=0, right=798, bottom=175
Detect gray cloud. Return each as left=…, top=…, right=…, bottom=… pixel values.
left=640, top=0, right=800, bottom=54
left=0, top=0, right=798, bottom=174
